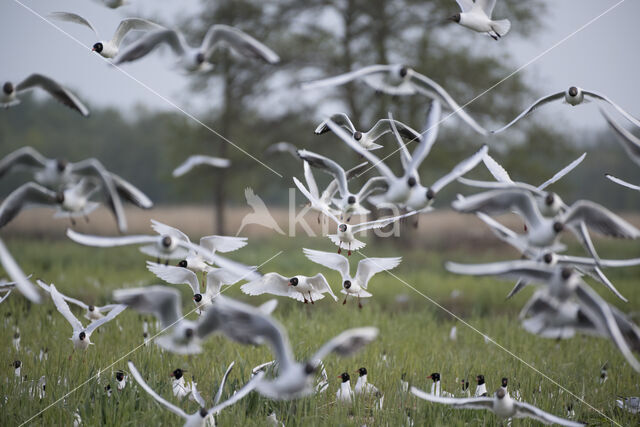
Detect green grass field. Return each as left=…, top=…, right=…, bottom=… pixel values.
left=1, top=235, right=639, bottom=426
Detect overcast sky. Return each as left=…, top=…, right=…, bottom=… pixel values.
left=1, top=0, right=639, bottom=130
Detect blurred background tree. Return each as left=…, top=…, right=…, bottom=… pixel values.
left=0, top=0, right=637, bottom=235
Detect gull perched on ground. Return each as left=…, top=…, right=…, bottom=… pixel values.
left=0, top=146, right=153, bottom=215
left=411, top=384, right=583, bottom=426
left=115, top=25, right=279, bottom=72
left=1, top=74, right=89, bottom=116
left=201, top=297, right=379, bottom=400
left=49, top=283, right=126, bottom=350
left=172, top=155, right=231, bottom=178
left=303, top=65, right=489, bottom=135
left=297, top=149, right=386, bottom=218
left=303, top=248, right=401, bottom=307
left=449, top=0, right=511, bottom=40
left=492, top=86, right=640, bottom=133
left=601, top=109, right=640, bottom=192
left=314, top=113, right=420, bottom=151
left=128, top=361, right=263, bottom=427
left=294, top=177, right=421, bottom=254
left=37, top=280, right=122, bottom=320
left=336, top=372, right=353, bottom=404
left=445, top=261, right=640, bottom=371
left=0, top=238, right=40, bottom=303
left=241, top=272, right=337, bottom=304
left=50, top=12, right=162, bottom=59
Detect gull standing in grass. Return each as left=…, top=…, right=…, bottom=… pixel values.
left=449, top=0, right=511, bottom=40
left=50, top=12, right=162, bottom=58
left=303, top=248, right=401, bottom=307
left=492, top=86, right=640, bottom=134
left=411, top=384, right=583, bottom=426
left=336, top=372, right=353, bottom=404
left=294, top=177, right=421, bottom=254
left=49, top=284, right=126, bottom=350
left=128, top=361, right=263, bottom=427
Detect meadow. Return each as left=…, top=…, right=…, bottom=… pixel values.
left=1, top=232, right=639, bottom=426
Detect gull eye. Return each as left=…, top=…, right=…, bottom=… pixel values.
left=56, top=193, right=65, bottom=204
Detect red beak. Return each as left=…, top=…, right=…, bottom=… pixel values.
left=91, top=47, right=96, bottom=52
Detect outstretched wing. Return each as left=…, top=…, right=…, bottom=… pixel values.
left=214, top=361, right=235, bottom=405
left=0, top=146, right=49, bottom=178
left=303, top=248, right=350, bottom=278
left=115, top=29, right=186, bottom=64
left=49, top=12, right=97, bottom=35
left=240, top=272, right=290, bottom=297
left=308, top=273, right=337, bottom=301
left=50, top=284, right=84, bottom=332
left=86, top=304, right=126, bottom=334
left=293, top=177, right=340, bottom=224
left=199, top=235, right=247, bottom=254
left=113, top=285, right=182, bottom=329
left=585, top=90, right=640, bottom=129
left=127, top=361, right=188, bottom=419
left=207, top=372, right=264, bottom=415
left=309, top=327, right=378, bottom=368
left=301, top=65, right=394, bottom=91
left=146, top=262, right=200, bottom=295
left=600, top=108, right=640, bottom=167
left=202, top=24, right=279, bottom=64
left=314, top=113, right=356, bottom=134
left=172, top=155, right=231, bottom=177
left=538, top=153, right=586, bottom=190
left=563, top=200, right=640, bottom=239
left=0, top=182, right=58, bottom=228
left=411, top=387, right=494, bottom=410
left=445, top=260, right=555, bottom=284
left=512, top=400, right=585, bottom=426
left=491, top=91, right=565, bottom=134
left=16, top=74, right=89, bottom=116
left=111, top=18, right=162, bottom=47
left=355, top=257, right=401, bottom=289
left=0, top=238, right=41, bottom=303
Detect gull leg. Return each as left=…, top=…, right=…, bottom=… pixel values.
left=309, top=292, right=314, bottom=304
left=358, top=295, right=362, bottom=309
left=342, top=294, right=348, bottom=305
left=164, top=259, right=169, bottom=266
left=337, top=243, right=342, bottom=254
left=303, top=296, right=308, bottom=304
left=348, top=242, right=352, bottom=256
left=156, top=257, right=160, bottom=264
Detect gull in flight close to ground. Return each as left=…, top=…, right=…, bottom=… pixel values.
left=303, top=248, right=401, bottom=307
left=128, top=360, right=263, bottom=427
left=492, top=86, right=640, bottom=133
left=49, top=283, right=126, bottom=350
left=449, top=0, right=511, bottom=40
left=37, top=280, right=123, bottom=320
left=50, top=12, right=162, bottom=59
left=115, top=25, right=279, bottom=72
left=202, top=297, right=379, bottom=400
left=0, top=238, right=40, bottom=303
left=241, top=272, right=337, bottom=304
left=411, top=384, right=583, bottom=426
left=1, top=74, right=89, bottom=116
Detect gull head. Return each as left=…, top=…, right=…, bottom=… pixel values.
left=193, top=293, right=203, bottom=302
left=185, top=328, right=194, bottom=338
left=496, top=388, right=506, bottom=399
left=88, top=305, right=95, bottom=312
left=55, top=192, right=65, bottom=204
left=353, top=131, right=363, bottom=141
left=289, top=277, right=299, bottom=287
left=3, top=82, right=13, bottom=95
left=199, top=408, right=208, bottom=418
left=347, top=196, right=356, bottom=205
left=426, top=188, right=435, bottom=200
left=195, top=52, right=205, bottom=64
left=92, top=42, right=103, bottom=53
left=568, top=86, right=579, bottom=97
left=399, top=66, right=409, bottom=78
left=429, top=372, right=440, bottom=382
left=448, top=13, right=461, bottom=23
left=545, top=193, right=555, bottom=206
left=13, top=360, right=21, bottom=369
left=161, top=236, right=173, bottom=248
left=407, top=177, right=417, bottom=188
left=115, top=371, right=125, bottom=382
left=561, top=267, right=573, bottom=281
left=343, top=280, right=351, bottom=289
left=553, top=221, right=564, bottom=233
left=79, top=331, right=87, bottom=341
left=542, top=253, right=556, bottom=265
left=501, top=377, right=508, bottom=388
left=476, top=374, right=485, bottom=384
left=358, top=367, right=367, bottom=377
left=304, top=361, right=316, bottom=375
left=338, top=224, right=348, bottom=232
left=171, top=368, right=184, bottom=379
left=339, top=372, right=350, bottom=383
left=178, top=260, right=188, bottom=268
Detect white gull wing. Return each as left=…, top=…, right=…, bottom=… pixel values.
left=150, top=220, right=191, bottom=242
left=49, top=12, right=97, bottom=35
left=202, top=25, right=279, bottom=64
left=309, top=327, right=379, bottom=368
left=351, top=209, right=421, bottom=234
left=324, top=119, right=396, bottom=181
left=214, top=361, right=235, bottom=405
left=85, top=304, right=126, bottom=335
left=355, top=257, right=402, bottom=289
left=0, top=290, right=11, bottom=304
left=207, top=372, right=265, bottom=415
left=0, top=238, right=41, bottom=303
left=127, top=361, right=188, bottom=419
left=172, top=155, right=231, bottom=177
left=482, top=154, right=512, bottom=183
left=0, top=182, right=58, bottom=227
left=303, top=248, right=350, bottom=278
left=50, top=284, right=84, bottom=332
left=491, top=91, right=565, bottom=134
left=301, top=65, right=396, bottom=91
left=476, top=0, right=497, bottom=17
left=411, top=386, right=494, bottom=409
left=113, top=285, right=182, bottom=329
left=293, top=177, right=341, bottom=225
left=430, top=145, right=488, bottom=194
left=110, top=18, right=162, bottom=48
left=297, top=150, right=349, bottom=198
left=445, top=260, right=555, bottom=284
left=199, top=235, right=247, bottom=254
left=451, top=189, right=544, bottom=229
left=562, top=201, right=640, bottom=239
left=601, top=108, right=640, bottom=167
left=511, top=400, right=585, bottom=426
left=387, top=112, right=412, bottom=171
left=37, top=280, right=89, bottom=310
left=606, top=174, right=640, bottom=191
left=406, top=69, right=488, bottom=136
left=303, top=161, right=320, bottom=199
left=109, top=172, right=154, bottom=209
left=189, top=381, right=207, bottom=408
left=314, top=113, right=356, bottom=134
left=308, top=273, right=338, bottom=301
left=408, top=99, right=442, bottom=172
left=455, top=0, right=475, bottom=13
left=241, top=273, right=291, bottom=297
left=584, top=90, right=640, bottom=129
left=114, top=29, right=187, bottom=64
left=16, top=74, right=89, bottom=117
left=146, top=262, right=200, bottom=294
left=538, top=153, right=586, bottom=190
left=0, top=146, right=48, bottom=178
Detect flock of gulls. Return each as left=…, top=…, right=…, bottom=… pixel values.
left=2, top=0, right=640, bottom=425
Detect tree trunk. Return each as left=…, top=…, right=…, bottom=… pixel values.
left=214, top=58, right=234, bottom=235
